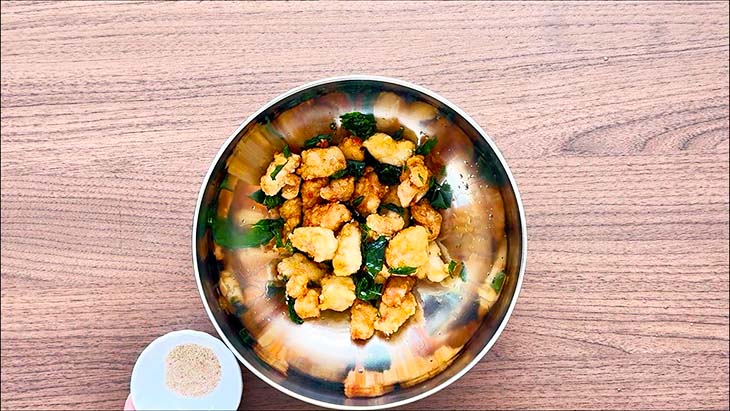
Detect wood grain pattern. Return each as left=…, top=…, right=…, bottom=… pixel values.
left=1, top=1, right=728, bottom=410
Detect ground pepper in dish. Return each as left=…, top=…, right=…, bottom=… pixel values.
left=165, top=343, right=221, bottom=397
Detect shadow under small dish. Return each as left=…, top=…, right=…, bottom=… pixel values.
left=193, top=76, right=526, bottom=409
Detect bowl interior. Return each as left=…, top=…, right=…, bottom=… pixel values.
left=194, top=77, right=525, bottom=409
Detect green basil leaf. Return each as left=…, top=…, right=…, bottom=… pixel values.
left=286, top=295, right=304, bottom=324
left=459, top=264, right=467, bottom=282
left=426, top=181, right=452, bottom=209
left=340, top=111, right=376, bottom=138
left=249, top=189, right=284, bottom=209
left=380, top=203, right=404, bottom=216
left=391, top=127, right=404, bottom=140
left=330, top=160, right=366, bottom=180
left=249, top=189, right=266, bottom=204
left=388, top=266, right=417, bottom=275
left=359, top=222, right=371, bottom=240
left=330, top=169, right=349, bottom=179
left=490, top=271, right=506, bottom=291
left=212, top=217, right=283, bottom=249
left=303, top=134, right=332, bottom=149
left=363, top=236, right=388, bottom=276
left=347, top=160, right=367, bottom=178
left=352, top=195, right=365, bottom=207
left=270, top=163, right=285, bottom=179
left=355, top=274, right=382, bottom=301
left=282, top=144, right=291, bottom=158
left=374, top=164, right=402, bottom=185
left=416, top=136, right=438, bottom=155
left=263, top=195, right=285, bottom=209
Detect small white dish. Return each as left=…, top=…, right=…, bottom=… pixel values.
left=130, top=330, right=242, bottom=410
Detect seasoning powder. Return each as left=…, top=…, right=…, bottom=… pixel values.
left=165, top=343, right=221, bottom=397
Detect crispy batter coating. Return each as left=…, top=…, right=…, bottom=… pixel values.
left=338, top=136, right=366, bottom=161
left=277, top=253, right=327, bottom=298
left=281, top=174, right=301, bottom=200
left=416, top=242, right=450, bottom=283
left=365, top=212, right=405, bottom=238
left=385, top=225, right=430, bottom=269
left=301, top=178, right=328, bottom=208
left=260, top=152, right=301, bottom=196
left=410, top=199, right=442, bottom=240
left=243, top=123, right=463, bottom=344
left=333, top=222, right=362, bottom=277
left=294, top=288, right=321, bottom=319
left=374, top=292, right=417, bottom=335
left=299, top=147, right=347, bottom=180
left=303, top=202, right=352, bottom=232
left=350, top=299, right=378, bottom=340
left=279, top=197, right=302, bottom=237
left=381, top=276, right=416, bottom=306
left=353, top=169, right=388, bottom=216
left=362, top=133, right=415, bottom=166
left=319, top=275, right=356, bottom=312
left=289, top=227, right=338, bottom=262
left=320, top=176, right=355, bottom=202
left=396, top=155, right=431, bottom=207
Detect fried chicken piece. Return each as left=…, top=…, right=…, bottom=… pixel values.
left=385, top=225, right=430, bottom=269
left=381, top=276, right=416, bottom=307
left=374, top=292, right=417, bottom=335
left=320, top=176, right=355, bottom=202
left=319, top=275, right=356, bottom=312
left=362, top=133, right=415, bottom=166
left=260, top=152, right=301, bottom=196
left=415, top=242, right=450, bottom=283
left=353, top=169, right=387, bottom=216
left=301, top=178, right=328, bottom=208
left=289, top=227, right=338, bottom=262
left=396, top=155, right=430, bottom=207
left=277, top=253, right=327, bottom=298
left=299, top=147, right=346, bottom=180
left=333, top=222, right=362, bottom=277
left=410, top=199, right=442, bottom=240
left=350, top=299, right=378, bottom=340
left=280, top=174, right=301, bottom=200
left=279, top=197, right=302, bottom=237
left=338, top=136, right=366, bottom=161
left=294, top=288, right=321, bottom=319
left=303, top=202, right=352, bottom=232
left=365, top=212, right=405, bottom=239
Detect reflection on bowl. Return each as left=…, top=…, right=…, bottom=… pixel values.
left=193, top=76, right=526, bottom=409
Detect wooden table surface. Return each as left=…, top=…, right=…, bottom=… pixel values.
left=1, top=1, right=729, bottom=410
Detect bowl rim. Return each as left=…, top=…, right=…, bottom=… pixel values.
left=191, top=75, right=527, bottom=410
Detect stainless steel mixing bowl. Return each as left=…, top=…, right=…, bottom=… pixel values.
left=192, top=76, right=526, bottom=409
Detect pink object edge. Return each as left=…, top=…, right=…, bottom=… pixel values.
left=124, top=393, right=136, bottom=411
